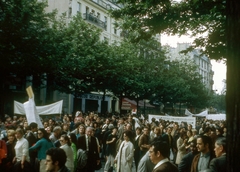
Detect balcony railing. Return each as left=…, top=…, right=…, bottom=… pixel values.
left=83, top=13, right=107, bottom=30
left=91, top=0, right=113, bottom=10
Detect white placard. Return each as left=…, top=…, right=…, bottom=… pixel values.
left=148, top=114, right=196, bottom=128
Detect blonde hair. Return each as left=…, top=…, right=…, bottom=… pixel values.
left=7, top=129, right=16, bottom=136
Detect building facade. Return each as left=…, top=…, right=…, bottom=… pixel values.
left=42, top=0, right=124, bottom=114
left=167, top=43, right=214, bottom=92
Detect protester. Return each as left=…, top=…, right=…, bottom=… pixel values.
left=104, top=126, right=118, bottom=172
left=13, top=128, right=31, bottom=172
left=59, top=134, right=74, bottom=172
left=207, top=137, right=226, bottom=172
left=45, top=147, right=70, bottom=172
left=178, top=139, right=199, bottom=172
left=114, top=130, right=134, bottom=172
left=149, top=140, right=178, bottom=172
left=191, top=135, right=215, bottom=172
left=29, top=128, right=53, bottom=172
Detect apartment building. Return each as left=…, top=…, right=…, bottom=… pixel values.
left=167, top=43, right=214, bottom=92
left=42, top=0, right=123, bottom=114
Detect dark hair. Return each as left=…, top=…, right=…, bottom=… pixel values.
left=180, top=131, right=187, bottom=138
left=69, top=133, right=77, bottom=146
left=124, top=130, right=132, bottom=139
left=46, top=148, right=67, bottom=168
left=38, top=128, right=51, bottom=142
left=136, top=127, right=142, bottom=132
left=215, top=137, right=226, bottom=151
left=29, top=122, right=38, bottom=129
left=151, top=141, right=170, bottom=158
left=61, top=134, right=71, bottom=146
left=197, top=135, right=213, bottom=150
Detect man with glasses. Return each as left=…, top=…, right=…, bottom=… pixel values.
left=149, top=141, right=178, bottom=172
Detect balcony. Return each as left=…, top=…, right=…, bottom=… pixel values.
left=83, top=13, right=107, bottom=30
left=91, top=0, right=120, bottom=10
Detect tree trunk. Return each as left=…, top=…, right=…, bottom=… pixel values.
left=226, top=0, right=240, bottom=171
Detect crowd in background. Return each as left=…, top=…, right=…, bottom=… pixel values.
left=0, top=111, right=227, bottom=172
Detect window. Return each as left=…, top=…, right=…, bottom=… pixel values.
left=68, top=7, right=72, bottom=18
left=86, top=6, right=89, bottom=14
left=78, top=2, right=81, bottom=12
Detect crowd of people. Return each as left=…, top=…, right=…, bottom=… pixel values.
left=0, top=112, right=227, bottom=172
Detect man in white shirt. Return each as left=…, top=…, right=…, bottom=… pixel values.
left=149, top=141, right=178, bottom=172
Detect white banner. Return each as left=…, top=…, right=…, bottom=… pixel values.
left=23, top=98, right=43, bottom=128
left=193, top=110, right=208, bottom=117
left=148, top=114, right=196, bottom=128
left=14, top=100, right=63, bottom=115
left=185, top=109, right=194, bottom=116
left=206, top=114, right=226, bottom=120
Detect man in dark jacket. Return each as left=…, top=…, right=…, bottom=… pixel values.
left=77, top=127, right=100, bottom=172
left=207, top=137, right=226, bottom=172
left=178, top=139, right=198, bottom=172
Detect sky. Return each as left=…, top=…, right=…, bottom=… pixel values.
left=161, top=34, right=226, bottom=94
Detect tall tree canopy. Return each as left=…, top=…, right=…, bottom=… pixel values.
left=112, top=0, right=240, bottom=171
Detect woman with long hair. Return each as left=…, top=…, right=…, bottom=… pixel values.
left=60, top=134, right=74, bottom=172
left=29, top=128, right=53, bottom=172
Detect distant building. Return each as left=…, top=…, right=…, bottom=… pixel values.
left=166, top=43, right=214, bottom=92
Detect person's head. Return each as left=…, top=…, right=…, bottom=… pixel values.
left=126, top=123, right=132, bottom=131
left=153, top=127, right=161, bottom=135
left=180, top=131, right=187, bottom=139
left=53, top=126, right=62, bottom=138
left=7, top=130, right=16, bottom=143
left=123, top=130, right=132, bottom=141
left=187, top=130, right=193, bottom=137
left=45, top=148, right=67, bottom=171
left=118, top=118, right=124, bottom=124
left=62, top=123, right=69, bottom=131
left=85, top=127, right=93, bottom=136
left=43, top=121, right=48, bottom=128
left=15, top=128, right=24, bottom=140
left=166, top=127, right=172, bottom=134
left=216, top=127, right=223, bottom=136
left=196, top=135, right=212, bottom=154
left=23, top=121, right=28, bottom=129
left=29, top=122, right=38, bottom=132
left=149, top=141, right=170, bottom=164
left=128, top=115, right=133, bottom=122
left=190, top=139, right=198, bottom=154
left=60, top=134, right=71, bottom=146
left=69, top=133, right=77, bottom=146
left=38, top=128, right=49, bottom=141
left=188, top=124, right=192, bottom=130
left=214, top=137, right=226, bottom=157
left=105, top=118, right=110, bottom=125
left=204, top=127, right=211, bottom=136
left=112, top=127, right=118, bottom=135
left=135, top=127, right=142, bottom=135
left=192, top=129, right=197, bottom=136
left=78, top=124, right=85, bottom=134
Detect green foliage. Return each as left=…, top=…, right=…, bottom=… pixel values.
left=111, top=0, right=226, bottom=59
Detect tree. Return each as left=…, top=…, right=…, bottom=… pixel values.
left=112, top=0, right=240, bottom=170
left=0, top=0, right=56, bottom=115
